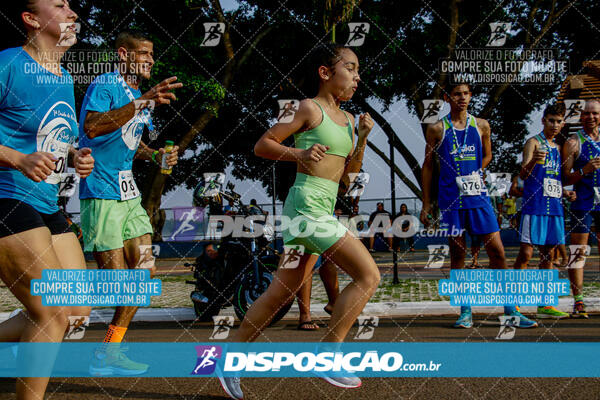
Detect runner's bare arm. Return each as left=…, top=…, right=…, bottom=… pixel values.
left=420, top=122, right=442, bottom=225
left=135, top=140, right=179, bottom=167
left=0, top=145, right=56, bottom=182
left=509, top=176, right=523, bottom=197
left=83, top=103, right=136, bottom=139
left=84, top=77, right=183, bottom=139
left=561, top=136, right=583, bottom=185
left=477, top=118, right=492, bottom=169
left=340, top=113, right=373, bottom=193
left=68, top=146, right=95, bottom=178
left=254, top=99, right=326, bottom=162
left=520, top=138, right=544, bottom=180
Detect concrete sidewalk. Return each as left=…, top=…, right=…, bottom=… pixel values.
left=2, top=297, right=596, bottom=324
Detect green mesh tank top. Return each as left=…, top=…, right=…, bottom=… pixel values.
left=294, top=99, right=353, bottom=157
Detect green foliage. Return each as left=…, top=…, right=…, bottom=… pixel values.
left=69, top=0, right=600, bottom=204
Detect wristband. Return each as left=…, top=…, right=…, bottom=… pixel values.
left=151, top=150, right=159, bottom=164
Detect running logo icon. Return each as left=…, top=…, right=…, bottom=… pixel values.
left=421, top=100, right=443, bottom=124
left=486, top=22, right=511, bottom=47
left=277, top=100, right=299, bottom=123
left=136, top=245, right=156, bottom=269
left=354, top=316, right=378, bottom=340
left=487, top=172, right=511, bottom=197
left=566, top=245, right=590, bottom=269
left=345, top=23, right=370, bottom=47
left=210, top=316, right=234, bottom=340
left=192, top=345, right=222, bottom=375
left=281, top=245, right=305, bottom=269
left=425, top=245, right=449, bottom=269
left=64, top=316, right=89, bottom=340
left=496, top=315, right=519, bottom=340
left=201, top=22, right=225, bottom=47
left=204, top=173, right=226, bottom=197
left=564, top=100, right=585, bottom=123
left=347, top=173, right=370, bottom=197
left=58, top=173, right=79, bottom=198
left=57, top=23, right=80, bottom=47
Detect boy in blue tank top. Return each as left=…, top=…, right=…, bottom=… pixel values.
left=421, top=83, right=537, bottom=329
left=79, top=31, right=182, bottom=375
left=513, top=104, right=574, bottom=319
left=561, top=99, right=600, bottom=319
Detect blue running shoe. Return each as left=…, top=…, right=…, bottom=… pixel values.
left=505, top=311, right=538, bottom=328
left=453, top=310, right=473, bottom=328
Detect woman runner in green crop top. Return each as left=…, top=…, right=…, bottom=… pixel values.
left=219, top=44, right=378, bottom=397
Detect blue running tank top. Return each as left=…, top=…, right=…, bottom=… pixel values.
left=521, top=134, right=563, bottom=216
left=571, top=131, right=600, bottom=212
left=437, top=114, right=491, bottom=211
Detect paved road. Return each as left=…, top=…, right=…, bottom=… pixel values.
left=1, top=318, right=598, bottom=399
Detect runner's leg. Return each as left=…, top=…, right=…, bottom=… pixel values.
left=568, top=233, right=588, bottom=297
left=321, top=232, right=380, bottom=342
left=319, top=261, right=339, bottom=314
left=513, top=243, right=534, bottom=269
left=0, top=228, right=70, bottom=399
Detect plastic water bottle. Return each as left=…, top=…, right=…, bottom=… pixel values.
left=160, top=140, right=174, bottom=175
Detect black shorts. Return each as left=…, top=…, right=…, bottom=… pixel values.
left=0, top=198, right=70, bottom=239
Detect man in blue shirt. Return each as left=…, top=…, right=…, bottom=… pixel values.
left=420, top=83, right=537, bottom=329
left=79, top=30, right=182, bottom=375
left=561, top=100, right=600, bottom=318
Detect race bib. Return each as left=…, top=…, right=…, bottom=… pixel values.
left=45, top=141, right=70, bottom=184
left=543, top=178, right=561, bottom=198
left=456, top=174, right=482, bottom=196
left=118, top=170, right=140, bottom=201
left=594, top=187, right=600, bottom=205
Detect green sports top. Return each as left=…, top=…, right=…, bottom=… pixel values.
left=294, top=99, right=353, bottom=157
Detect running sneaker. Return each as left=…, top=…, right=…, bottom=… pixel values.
left=89, top=346, right=148, bottom=376
left=453, top=310, right=473, bottom=328
left=571, top=301, right=589, bottom=319
left=218, top=376, right=244, bottom=399
left=321, top=375, right=362, bottom=388
left=8, top=309, right=22, bottom=358
left=505, top=311, right=538, bottom=328
left=536, top=306, right=569, bottom=319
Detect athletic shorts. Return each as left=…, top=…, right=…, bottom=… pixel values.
left=441, top=203, right=499, bottom=237
left=519, top=214, right=565, bottom=245
left=80, top=196, right=153, bottom=252
left=0, top=198, right=70, bottom=238
left=282, top=173, right=348, bottom=255
left=569, top=209, right=600, bottom=234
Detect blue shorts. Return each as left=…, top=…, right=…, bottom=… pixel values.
left=570, top=209, right=600, bottom=234
left=441, top=204, right=499, bottom=236
left=520, top=214, right=565, bottom=245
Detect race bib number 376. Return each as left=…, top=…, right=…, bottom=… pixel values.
left=119, top=170, right=140, bottom=201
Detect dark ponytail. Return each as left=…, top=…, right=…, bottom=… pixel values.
left=0, top=1, right=37, bottom=51
left=301, top=43, right=349, bottom=97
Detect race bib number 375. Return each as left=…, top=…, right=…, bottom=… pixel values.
left=456, top=174, right=482, bottom=196
left=119, top=170, right=140, bottom=201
